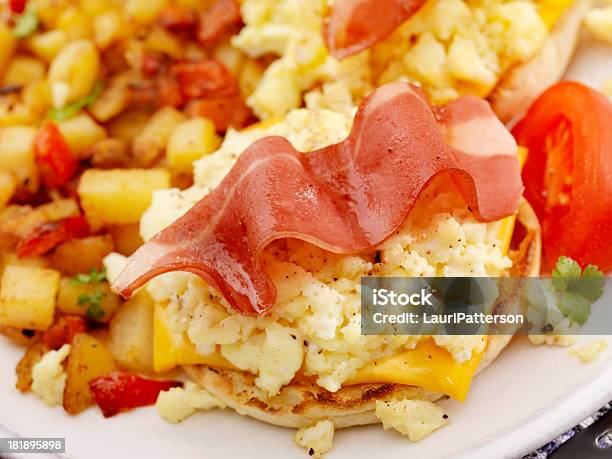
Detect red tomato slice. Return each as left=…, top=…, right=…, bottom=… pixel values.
left=89, top=373, right=182, bottom=417
left=172, top=60, right=237, bottom=99
left=512, top=82, right=612, bottom=272
left=9, top=0, right=26, bottom=13
left=34, top=122, right=78, bottom=189
left=197, top=0, right=242, bottom=47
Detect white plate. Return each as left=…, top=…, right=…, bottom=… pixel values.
left=1, top=36, right=612, bottom=459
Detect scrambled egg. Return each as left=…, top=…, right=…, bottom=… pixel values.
left=375, top=399, right=449, bottom=441
left=232, top=0, right=552, bottom=118
left=156, top=381, right=225, bottom=423
left=569, top=340, right=608, bottom=363
left=31, top=344, right=71, bottom=407
left=139, top=105, right=508, bottom=396
left=294, top=419, right=335, bottom=458
left=585, top=6, right=612, bottom=44
left=528, top=334, right=577, bottom=347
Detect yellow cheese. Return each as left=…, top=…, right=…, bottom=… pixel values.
left=499, top=146, right=528, bottom=255
left=153, top=303, right=234, bottom=373
left=346, top=339, right=483, bottom=402
left=538, top=0, right=576, bottom=29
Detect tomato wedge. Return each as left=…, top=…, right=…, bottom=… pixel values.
left=512, top=82, right=612, bottom=272
left=9, top=0, right=27, bottom=14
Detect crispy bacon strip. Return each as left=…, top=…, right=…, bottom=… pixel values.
left=113, top=83, right=522, bottom=315
left=324, top=0, right=427, bottom=60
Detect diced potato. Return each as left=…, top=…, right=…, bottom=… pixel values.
left=108, top=293, right=154, bottom=372
left=16, top=341, right=47, bottom=393
left=167, top=117, right=221, bottom=173
left=48, top=40, right=100, bottom=107
left=239, top=59, right=264, bottom=97
left=36, top=0, right=71, bottom=28
left=79, top=169, right=171, bottom=227
left=80, top=0, right=116, bottom=17
left=0, top=126, right=38, bottom=191
left=133, top=107, right=186, bottom=166
left=0, top=325, right=40, bottom=346
left=0, top=205, right=42, bottom=238
left=89, top=72, right=131, bottom=122
left=28, top=30, right=68, bottom=63
left=125, top=0, right=169, bottom=24
left=0, top=266, right=60, bottom=331
left=0, top=252, right=49, bottom=279
left=0, top=172, right=16, bottom=210
left=56, top=7, right=93, bottom=40
left=89, top=138, right=131, bottom=168
left=109, top=224, right=143, bottom=256
left=63, top=333, right=117, bottom=414
left=39, top=198, right=81, bottom=222
left=94, top=10, right=127, bottom=49
left=21, top=81, right=52, bottom=118
left=51, top=234, right=114, bottom=275
left=107, top=108, right=151, bottom=141
left=145, top=27, right=183, bottom=59
left=0, top=24, right=17, bottom=80
left=58, top=114, right=107, bottom=159
left=2, top=57, right=46, bottom=87
left=0, top=101, right=35, bottom=127
left=214, top=43, right=244, bottom=76
left=57, top=278, right=121, bottom=323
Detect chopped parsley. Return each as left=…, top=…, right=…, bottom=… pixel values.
left=47, top=81, right=104, bottom=122
left=552, top=256, right=604, bottom=325
left=11, top=2, right=38, bottom=38
left=78, top=291, right=105, bottom=320
left=71, top=268, right=107, bottom=285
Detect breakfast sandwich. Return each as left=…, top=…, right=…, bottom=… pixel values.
left=109, top=82, right=541, bottom=436
left=231, top=0, right=590, bottom=123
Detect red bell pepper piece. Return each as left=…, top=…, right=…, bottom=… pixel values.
left=34, top=122, right=78, bottom=189
left=9, top=0, right=26, bottom=14
left=172, top=60, right=237, bottom=99
left=89, top=373, right=182, bottom=418
left=16, top=215, right=90, bottom=258
left=158, top=4, right=197, bottom=31
left=197, top=0, right=242, bottom=47
left=42, top=316, right=87, bottom=350
left=186, top=94, right=253, bottom=132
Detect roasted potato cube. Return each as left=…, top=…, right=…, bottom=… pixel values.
left=27, top=30, right=68, bottom=63
left=89, top=138, right=131, bottom=169
left=58, top=114, right=107, bottom=159
left=125, top=0, right=169, bottom=24
left=2, top=57, right=46, bottom=86
left=48, top=40, right=99, bottom=107
left=167, top=117, right=220, bottom=173
left=89, top=72, right=131, bottom=122
left=0, top=24, right=17, bottom=80
left=107, top=108, right=151, bottom=141
left=51, top=234, right=114, bottom=275
left=0, top=266, right=60, bottom=330
left=0, top=325, right=39, bottom=346
left=63, top=333, right=117, bottom=414
left=0, top=126, right=38, bottom=192
left=132, top=107, right=185, bottom=166
left=16, top=341, right=47, bottom=393
left=109, top=293, right=154, bottom=372
left=0, top=172, right=16, bottom=210
left=78, top=168, right=170, bottom=227
left=109, top=224, right=143, bottom=256
left=56, top=7, right=93, bottom=40
left=94, top=10, right=128, bottom=49
left=0, top=252, right=50, bottom=279
left=57, top=278, right=120, bottom=323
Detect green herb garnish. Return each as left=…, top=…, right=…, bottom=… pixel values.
left=552, top=256, right=604, bottom=325
left=78, top=291, right=105, bottom=320
left=71, top=268, right=107, bottom=285
left=47, top=81, right=104, bottom=122
left=11, top=2, right=38, bottom=38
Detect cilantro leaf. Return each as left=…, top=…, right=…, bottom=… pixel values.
left=551, top=256, right=581, bottom=292
left=47, top=81, right=104, bottom=122
left=551, top=257, right=605, bottom=325
left=558, top=292, right=591, bottom=325
left=12, top=2, right=38, bottom=38
left=71, top=268, right=107, bottom=285
left=77, top=291, right=105, bottom=320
